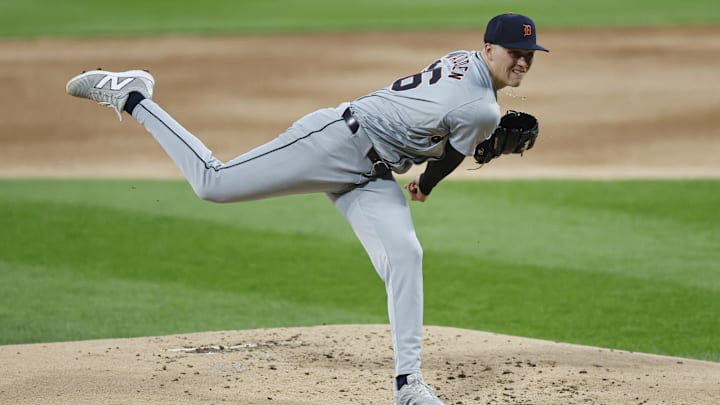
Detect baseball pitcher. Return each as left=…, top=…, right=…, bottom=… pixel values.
left=66, top=13, right=547, bottom=405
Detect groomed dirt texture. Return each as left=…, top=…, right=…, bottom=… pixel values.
left=0, top=28, right=719, bottom=404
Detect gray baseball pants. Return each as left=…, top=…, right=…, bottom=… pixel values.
left=132, top=99, right=424, bottom=376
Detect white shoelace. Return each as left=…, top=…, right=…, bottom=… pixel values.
left=90, top=90, right=124, bottom=121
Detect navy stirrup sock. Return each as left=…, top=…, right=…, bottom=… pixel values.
left=396, top=374, right=408, bottom=390
left=124, top=91, right=145, bottom=115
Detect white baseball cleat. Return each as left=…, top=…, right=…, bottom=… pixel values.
left=66, top=69, right=155, bottom=121
left=395, top=373, right=445, bottom=405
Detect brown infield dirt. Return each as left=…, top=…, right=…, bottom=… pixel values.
left=0, top=28, right=719, bottom=404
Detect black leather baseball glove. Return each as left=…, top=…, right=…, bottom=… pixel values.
left=474, top=111, right=539, bottom=165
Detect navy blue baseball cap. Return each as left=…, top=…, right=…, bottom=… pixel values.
left=484, top=13, right=549, bottom=52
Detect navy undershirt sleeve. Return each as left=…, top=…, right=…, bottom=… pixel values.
left=417, top=143, right=465, bottom=195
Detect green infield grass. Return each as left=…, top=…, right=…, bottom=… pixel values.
left=0, top=179, right=717, bottom=362
left=1, top=0, right=719, bottom=38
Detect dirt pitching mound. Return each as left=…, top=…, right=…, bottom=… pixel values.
left=1, top=325, right=719, bottom=404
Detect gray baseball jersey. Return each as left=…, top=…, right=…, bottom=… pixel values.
left=351, top=50, right=501, bottom=173
left=123, top=50, right=500, bottom=379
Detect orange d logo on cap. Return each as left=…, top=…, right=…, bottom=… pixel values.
left=523, top=24, right=532, bottom=37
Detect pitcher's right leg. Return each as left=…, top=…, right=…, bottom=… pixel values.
left=67, top=69, right=371, bottom=202
left=133, top=99, right=368, bottom=202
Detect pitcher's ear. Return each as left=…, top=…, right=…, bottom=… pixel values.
left=483, top=43, right=496, bottom=60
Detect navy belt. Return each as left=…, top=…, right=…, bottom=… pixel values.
left=342, top=107, right=390, bottom=177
